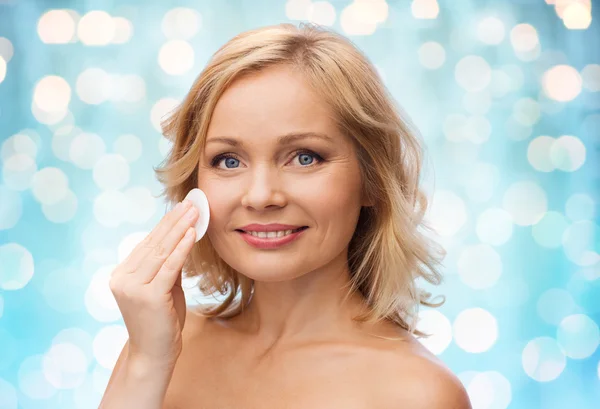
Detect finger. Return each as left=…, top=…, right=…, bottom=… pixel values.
left=122, top=200, right=193, bottom=273
left=152, top=227, right=196, bottom=293
left=136, top=205, right=198, bottom=284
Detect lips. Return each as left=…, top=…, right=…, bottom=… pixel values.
left=237, top=226, right=309, bottom=249
left=236, top=226, right=308, bottom=233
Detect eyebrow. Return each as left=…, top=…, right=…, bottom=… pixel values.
left=205, top=131, right=334, bottom=147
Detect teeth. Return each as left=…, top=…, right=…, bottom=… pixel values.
left=248, top=229, right=293, bottom=238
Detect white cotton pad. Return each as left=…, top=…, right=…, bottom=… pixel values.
left=183, top=188, right=210, bottom=242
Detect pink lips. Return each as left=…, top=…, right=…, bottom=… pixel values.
left=237, top=227, right=308, bottom=249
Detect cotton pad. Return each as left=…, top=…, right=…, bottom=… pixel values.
left=183, top=188, right=210, bottom=242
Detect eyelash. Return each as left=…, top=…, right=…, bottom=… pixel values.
left=210, top=149, right=325, bottom=169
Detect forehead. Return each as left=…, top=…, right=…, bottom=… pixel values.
left=206, top=65, right=341, bottom=144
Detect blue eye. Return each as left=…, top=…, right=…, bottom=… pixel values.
left=210, top=150, right=325, bottom=169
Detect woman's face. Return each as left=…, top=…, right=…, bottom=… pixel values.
left=198, top=64, right=367, bottom=282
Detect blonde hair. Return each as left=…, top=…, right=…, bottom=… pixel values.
left=154, top=22, right=446, bottom=338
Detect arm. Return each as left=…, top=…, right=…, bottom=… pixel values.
left=98, top=340, right=178, bottom=409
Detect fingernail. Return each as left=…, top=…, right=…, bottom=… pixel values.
left=174, top=201, right=183, bottom=211
left=182, top=200, right=192, bottom=209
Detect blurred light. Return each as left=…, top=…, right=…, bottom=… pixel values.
left=465, top=371, right=512, bottom=409
left=69, top=132, right=106, bottom=169
left=91, top=364, right=111, bottom=396
left=118, top=231, right=149, bottom=262
left=531, top=211, right=569, bottom=248
left=161, top=7, right=201, bottom=40
left=78, top=11, right=115, bottom=46
left=159, top=136, right=173, bottom=157
left=1, top=132, right=38, bottom=160
left=0, top=37, right=14, bottom=62
left=93, top=190, right=129, bottom=227
left=33, top=75, right=71, bottom=113
left=31, top=167, right=69, bottom=205
left=42, top=189, right=78, bottom=223
left=76, top=68, right=111, bottom=105
left=528, top=136, right=555, bottom=172
left=476, top=16, right=506, bottom=45
left=110, top=74, right=146, bottom=102
left=418, top=41, right=446, bottom=70
left=562, top=2, right=592, bottom=29
left=515, top=44, right=541, bottom=62
left=553, top=0, right=592, bottom=17
left=476, top=208, right=513, bottom=246
left=0, top=56, right=6, bottom=84
left=0, top=186, right=22, bottom=230
left=510, top=23, right=539, bottom=53
left=150, top=98, right=180, bottom=132
left=549, top=135, right=586, bottom=171
left=37, top=9, right=77, bottom=44
left=416, top=310, right=452, bottom=355
left=18, top=355, right=57, bottom=399
left=113, top=134, right=142, bottom=162
left=489, top=69, right=512, bottom=98
left=411, top=0, right=439, bottom=19
left=0, top=378, right=17, bottom=409
left=43, top=343, right=88, bottom=389
left=458, top=244, right=502, bottom=289
left=464, top=162, right=500, bottom=203
left=93, top=325, right=127, bottom=369
left=2, top=154, right=37, bottom=191
left=557, top=314, right=600, bottom=359
left=307, top=1, right=336, bottom=26
left=31, top=101, right=68, bottom=125
left=542, top=65, right=582, bottom=102
left=123, top=187, right=157, bottom=224
left=512, top=97, right=541, bottom=126
left=522, top=337, right=566, bottom=382
left=453, top=308, right=498, bottom=353
left=565, top=193, right=595, bottom=222
left=443, top=114, right=468, bottom=142
left=43, top=267, right=86, bottom=313
left=52, top=328, right=94, bottom=369
left=562, top=220, right=599, bottom=266
left=463, top=90, right=491, bottom=115
left=340, top=0, right=388, bottom=35
left=158, top=40, right=195, bottom=75
left=502, top=181, right=547, bottom=226
left=286, top=0, right=312, bottom=20
left=0, top=243, right=34, bottom=291
left=111, top=16, right=133, bottom=43
left=427, top=190, right=468, bottom=236
left=92, top=154, right=130, bottom=190
left=455, top=55, right=492, bottom=92
left=84, top=265, right=121, bottom=322
left=581, top=64, right=600, bottom=91
left=537, top=288, right=578, bottom=325
left=52, top=126, right=81, bottom=161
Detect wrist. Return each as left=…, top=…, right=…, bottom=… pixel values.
left=126, top=352, right=179, bottom=379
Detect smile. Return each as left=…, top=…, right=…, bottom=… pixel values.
left=236, top=227, right=309, bottom=249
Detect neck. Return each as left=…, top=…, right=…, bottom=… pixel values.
left=232, top=252, right=369, bottom=347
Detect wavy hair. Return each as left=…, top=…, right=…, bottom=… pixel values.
left=154, top=22, right=446, bottom=338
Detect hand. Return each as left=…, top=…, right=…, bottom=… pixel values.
left=109, top=200, right=199, bottom=368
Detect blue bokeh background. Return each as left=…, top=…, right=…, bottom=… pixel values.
left=0, top=1, right=599, bottom=408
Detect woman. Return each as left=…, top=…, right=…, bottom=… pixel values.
left=100, top=22, right=471, bottom=409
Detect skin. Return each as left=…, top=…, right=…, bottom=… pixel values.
left=197, top=63, right=373, bottom=351
left=162, top=64, right=471, bottom=408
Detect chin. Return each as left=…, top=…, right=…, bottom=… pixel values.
left=234, top=263, right=310, bottom=283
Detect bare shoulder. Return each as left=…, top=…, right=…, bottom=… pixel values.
left=372, top=332, right=472, bottom=409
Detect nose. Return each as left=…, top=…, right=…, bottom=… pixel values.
left=240, top=165, right=287, bottom=210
